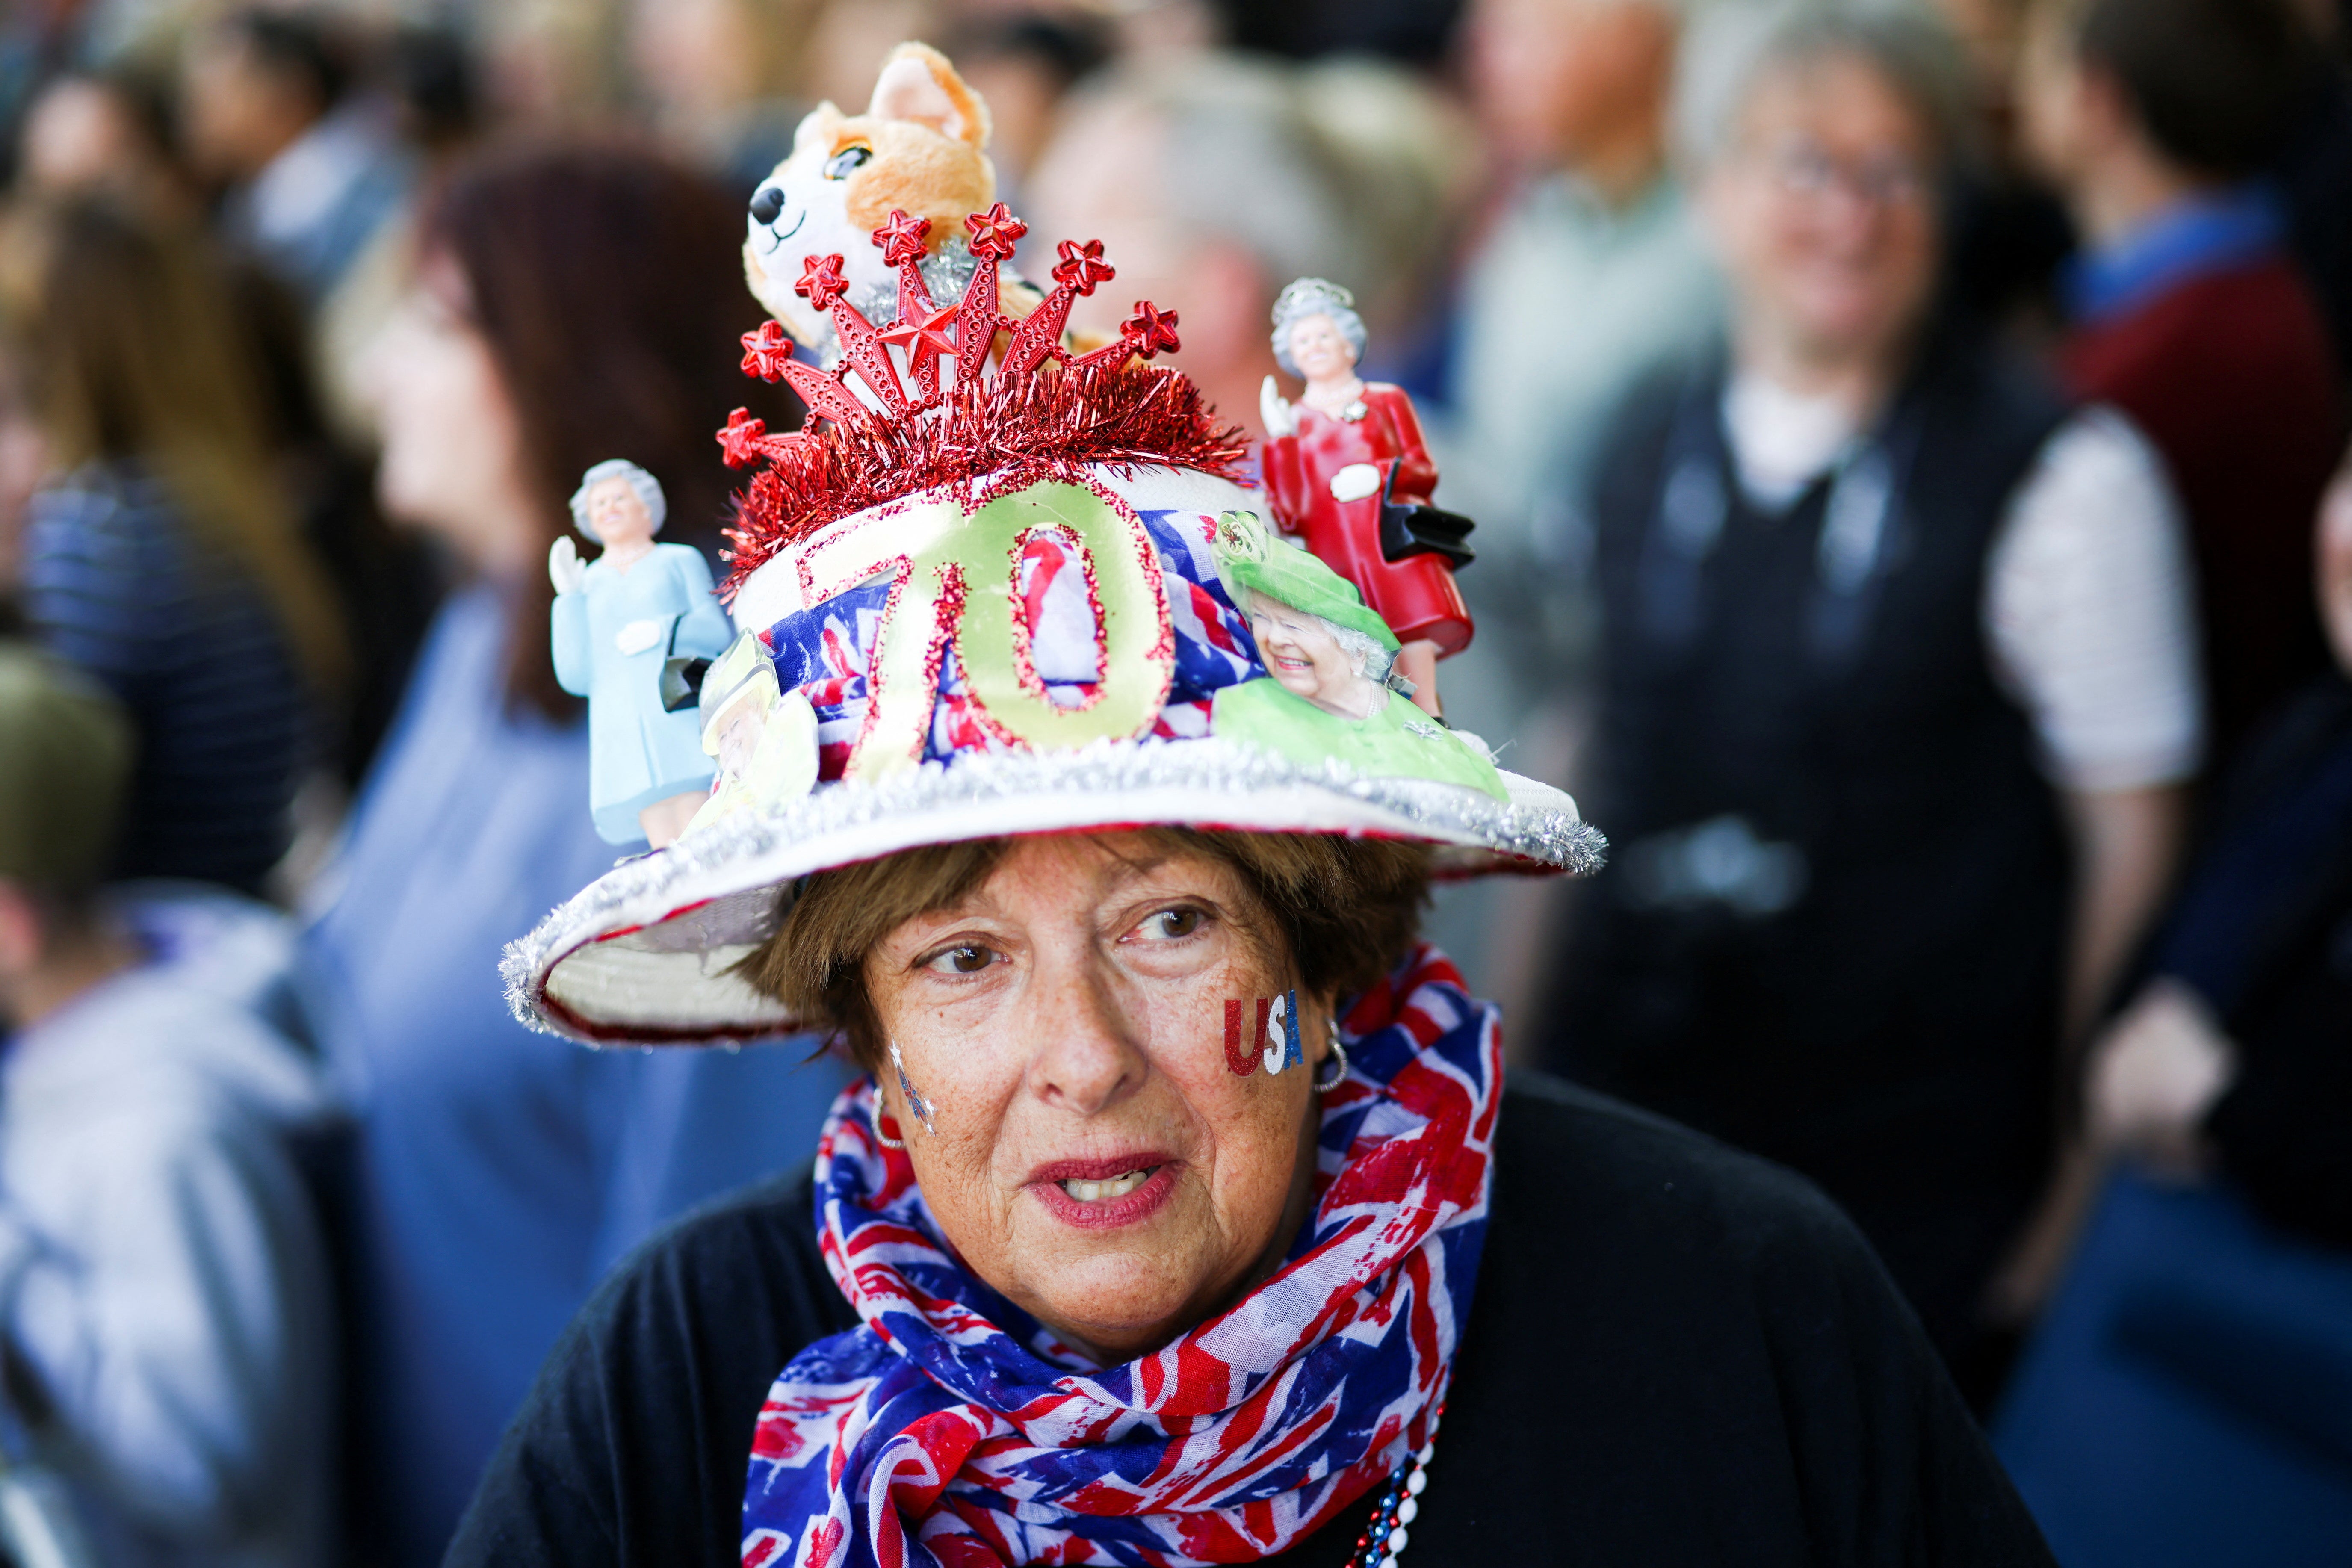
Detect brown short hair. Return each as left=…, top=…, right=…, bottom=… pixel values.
left=2062, top=0, right=2319, bottom=178
left=737, top=830, right=1431, bottom=1071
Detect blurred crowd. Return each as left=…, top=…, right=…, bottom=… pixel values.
left=0, top=0, right=2345, bottom=1565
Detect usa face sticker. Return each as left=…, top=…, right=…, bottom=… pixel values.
left=1224, top=989, right=1303, bottom=1075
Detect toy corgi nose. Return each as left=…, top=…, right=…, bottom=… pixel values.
left=750, top=186, right=785, bottom=225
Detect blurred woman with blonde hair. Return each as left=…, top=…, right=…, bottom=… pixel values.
left=3, top=194, right=344, bottom=894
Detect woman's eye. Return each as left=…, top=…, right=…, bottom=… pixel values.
left=923, top=943, right=995, bottom=975
left=1142, top=908, right=1205, bottom=940
left=824, top=145, right=873, bottom=180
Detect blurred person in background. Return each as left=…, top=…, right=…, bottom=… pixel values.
left=0, top=194, right=345, bottom=896
left=1210, top=0, right=1464, bottom=62
left=795, top=0, right=941, bottom=118
left=1920, top=0, right=2078, bottom=337
left=946, top=9, right=1114, bottom=212
left=477, top=0, right=631, bottom=128
left=625, top=0, right=819, bottom=194
left=1291, top=53, right=1482, bottom=356
left=1427, top=0, right=1727, bottom=1008
left=1444, top=0, right=1725, bottom=699
left=16, top=65, right=195, bottom=224
left=0, top=643, right=335, bottom=1568
left=312, top=139, right=836, bottom=1568
left=1028, top=50, right=1430, bottom=425
left=1544, top=2, right=2202, bottom=1393
left=16, top=63, right=443, bottom=790
left=2018, top=0, right=2345, bottom=765
left=1994, top=443, right=2352, bottom=1568
left=310, top=19, right=486, bottom=458
left=2278, top=0, right=2352, bottom=374
left=0, top=346, right=40, bottom=595
left=381, top=21, right=480, bottom=166
left=181, top=8, right=409, bottom=307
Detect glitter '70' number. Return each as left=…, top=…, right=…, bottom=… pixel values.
left=797, top=483, right=1175, bottom=782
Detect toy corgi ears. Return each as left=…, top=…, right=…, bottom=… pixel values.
left=869, top=41, right=992, bottom=152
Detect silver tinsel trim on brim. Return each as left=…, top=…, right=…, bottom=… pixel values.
left=502, top=736, right=1606, bottom=1047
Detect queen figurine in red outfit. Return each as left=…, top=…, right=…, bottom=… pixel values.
left=1259, top=278, right=1474, bottom=718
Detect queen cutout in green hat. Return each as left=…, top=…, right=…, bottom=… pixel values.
left=1208, top=511, right=1507, bottom=800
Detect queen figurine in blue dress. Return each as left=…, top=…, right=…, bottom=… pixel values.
left=549, top=460, right=733, bottom=847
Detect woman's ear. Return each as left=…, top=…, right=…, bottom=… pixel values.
left=869, top=42, right=993, bottom=151
left=1308, top=991, right=1341, bottom=1064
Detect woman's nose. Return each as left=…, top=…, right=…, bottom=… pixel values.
left=1025, top=963, right=1145, bottom=1117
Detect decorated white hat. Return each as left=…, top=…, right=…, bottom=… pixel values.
left=505, top=205, right=1603, bottom=1046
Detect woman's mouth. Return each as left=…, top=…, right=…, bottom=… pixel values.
left=1060, top=1167, right=1154, bottom=1202
left=1028, top=1157, right=1178, bottom=1229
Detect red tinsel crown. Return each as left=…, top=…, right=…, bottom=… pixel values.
left=715, top=205, right=1247, bottom=596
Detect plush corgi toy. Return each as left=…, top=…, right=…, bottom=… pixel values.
left=744, top=42, right=1040, bottom=364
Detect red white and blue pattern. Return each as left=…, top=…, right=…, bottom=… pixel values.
left=754, top=507, right=1260, bottom=781
left=742, top=944, right=1499, bottom=1568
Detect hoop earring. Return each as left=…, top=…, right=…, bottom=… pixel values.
left=1312, top=1020, right=1350, bottom=1095
left=872, top=1064, right=909, bottom=1152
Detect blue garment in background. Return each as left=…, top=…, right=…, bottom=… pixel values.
left=2149, top=731, right=2352, bottom=1016
left=1995, top=1170, right=2352, bottom=1568
left=2063, top=183, right=2288, bottom=325
left=222, top=104, right=411, bottom=305
left=302, top=583, right=845, bottom=1567
left=21, top=461, right=307, bottom=893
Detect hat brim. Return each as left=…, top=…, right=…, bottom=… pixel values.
left=503, top=736, right=1603, bottom=1046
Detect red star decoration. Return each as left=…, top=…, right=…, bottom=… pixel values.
left=739, top=320, right=796, bottom=382
left=716, top=407, right=768, bottom=467
left=1121, top=301, right=1181, bottom=358
left=872, top=210, right=932, bottom=268
left=1050, top=238, right=1114, bottom=296
left=878, top=301, right=961, bottom=380
left=963, top=203, right=1027, bottom=261
left=795, top=253, right=849, bottom=310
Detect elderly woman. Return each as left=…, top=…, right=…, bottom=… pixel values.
left=1543, top=3, right=2204, bottom=1381
left=448, top=169, right=2053, bottom=1560
left=463, top=819, right=2054, bottom=1560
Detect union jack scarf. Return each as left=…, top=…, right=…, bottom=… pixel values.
left=743, top=942, right=1500, bottom=1568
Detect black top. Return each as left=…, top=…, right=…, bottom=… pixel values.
left=2156, top=675, right=2352, bottom=1248
left=1547, top=341, right=2072, bottom=1359
left=446, top=1074, right=2053, bottom=1567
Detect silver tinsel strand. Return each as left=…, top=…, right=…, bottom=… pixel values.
left=501, top=737, right=1606, bottom=1044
